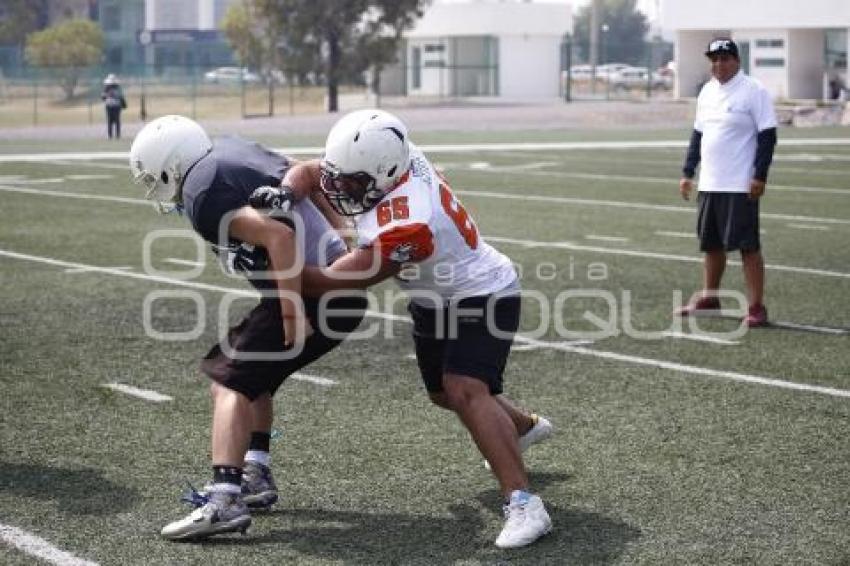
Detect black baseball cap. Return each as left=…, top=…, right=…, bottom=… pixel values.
left=705, top=38, right=739, bottom=59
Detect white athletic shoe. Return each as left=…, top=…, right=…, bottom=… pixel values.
left=494, top=491, right=552, bottom=549
left=161, top=491, right=251, bottom=541
left=485, top=415, right=553, bottom=471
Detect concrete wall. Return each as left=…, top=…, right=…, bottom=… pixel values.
left=663, top=0, right=850, bottom=30
left=675, top=31, right=721, bottom=98
left=787, top=29, right=826, bottom=99
left=499, top=35, right=562, bottom=98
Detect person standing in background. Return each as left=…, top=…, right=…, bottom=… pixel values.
left=676, top=38, right=778, bottom=327
left=101, top=74, right=126, bottom=139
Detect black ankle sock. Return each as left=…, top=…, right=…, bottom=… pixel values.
left=212, top=465, right=242, bottom=486
left=249, top=431, right=271, bottom=453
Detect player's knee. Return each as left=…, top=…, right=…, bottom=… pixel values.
left=442, top=374, right=488, bottom=410
left=428, top=391, right=452, bottom=410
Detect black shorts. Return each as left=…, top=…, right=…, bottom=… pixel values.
left=201, top=292, right=367, bottom=400
left=408, top=293, right=521, bottom=396
left=697, top=192, right=760, bottom=252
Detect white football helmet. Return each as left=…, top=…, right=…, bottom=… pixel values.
left=129, top=115, right=212, bottom=213
left=320, top=109, right=410, bottom=216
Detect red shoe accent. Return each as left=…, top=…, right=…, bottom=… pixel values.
left=674, top=296, right=721, bottom=316
left=744, top=304, right=769, bottom=327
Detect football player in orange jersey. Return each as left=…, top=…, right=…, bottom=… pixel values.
left=295, top=109, right=553, bottom=548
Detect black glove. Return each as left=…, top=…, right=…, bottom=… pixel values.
left=211, top=242, right=269, bottom=277
left=249, top=185, right=295, bottom=214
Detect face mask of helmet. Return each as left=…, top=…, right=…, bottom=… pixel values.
left=319, top=160, right=386, bottom=216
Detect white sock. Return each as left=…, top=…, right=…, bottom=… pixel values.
left=245, top=450, right=270, bottom=467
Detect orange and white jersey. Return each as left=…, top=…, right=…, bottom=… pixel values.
left=356, top=144, right=518, bottom=304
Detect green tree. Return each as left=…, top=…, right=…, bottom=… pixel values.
left=221, top=2, right=272, bottom=73
left=573, top=0, right=649, bottom=66
left=242, top=0, right=428, bottom=112
left=25, top=19, right=103, bottom=100
left=0, top=0, right=46, bottom=47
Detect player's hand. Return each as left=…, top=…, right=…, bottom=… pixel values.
left=212, top=243, right=268, bottom=276
left=679, top=177, right=694, bottom=201
left=249, top=185, right=295, bottom=213
left=749, top=179, right=766, bottom=200
left=283, top=313, right=313, bottom=350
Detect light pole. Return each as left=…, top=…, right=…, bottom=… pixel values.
left=601, top=24, right=610, bottom=99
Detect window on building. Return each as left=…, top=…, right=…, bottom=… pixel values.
left=423, top=61, right=445, bottom=68
left=755, top=39, right=784, bottom=48
left=825, top=29, right=848, bottom=70
left=755, top=58, right=785, bottom=67
left=424, top=44, right=445, bottom=53
left=102, top=5, right=121, bottom=31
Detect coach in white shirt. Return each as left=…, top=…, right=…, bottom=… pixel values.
left=676, top=38, right=778, bottom=327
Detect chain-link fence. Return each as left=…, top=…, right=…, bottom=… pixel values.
left=559, top=37, right=675, bottom=102
left=0, top=64, right=369, bottom=129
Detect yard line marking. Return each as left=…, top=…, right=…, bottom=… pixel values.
left=2, top=248, right=848, bottom=399
left=291, top=372, right=337, bottom=386
left=768, top=321, right=850, bottom=335
left=101, top=382, right=173, bottom=402
left=1, top=186, right=846, bottom=277
left=787, top=223, right=831, bottom=231
left=512, top=339, right=594, bottom=351
left=655, top=230, right=693, bottom=238
left=585, top=235, right=630, bottom=243
left=456, top=189, right=850, bottom=225
left=48, top=159, right=130, bottom=171
left=662, top=331, right=740, bottom=345
left=3, top=182, right=848, bottom=226
left=486, top=235, right=850, bottom=279
left=66, top=174, right=113, bottom=180
left=0, top=185, right=151, bottom=206
left=1, top=138, right=849, bottom=163
left=165, top=258, right=206, bottom=268
left=0, top=522, right=99, bottom=566
left=65, top=266, right=131, bottom=274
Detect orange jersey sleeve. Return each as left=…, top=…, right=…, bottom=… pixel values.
left=373, top=222, right=435, bottom=263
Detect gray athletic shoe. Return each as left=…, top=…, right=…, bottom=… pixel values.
left=242, top=461, right=278, bottom=509
left=161, top=491, right=251, bottom=541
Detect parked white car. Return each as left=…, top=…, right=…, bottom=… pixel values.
left=609, top=66, right=671, bottom=90
left=203, top=67, right=261, bottom=84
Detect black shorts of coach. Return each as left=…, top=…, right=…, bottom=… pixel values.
left=201, top=292, right=367, bottom=400
left=697, top=192, right=761, bottom=252
left=408, top=293, right=521, bottom=396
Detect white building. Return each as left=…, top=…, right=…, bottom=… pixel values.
left=662, top=0, right=850, bottom=100
left=384, top=1, right=573, bottom=98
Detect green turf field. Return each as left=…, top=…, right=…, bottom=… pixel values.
left=0, top=126, right=848, bottom=565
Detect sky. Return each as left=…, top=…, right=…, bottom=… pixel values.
left=436, top=1, right=660, bottom=21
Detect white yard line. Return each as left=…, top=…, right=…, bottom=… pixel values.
left=487, top=235, right=850, bottom=279
left=65, top=266, right=131, bottom=274
left=66, top=174, right=113, bottom=180
left=769, top=321, right=850, bottom=335
left=662, top=331, right=740, bottom=346
left=0, top=138, right=847, bottom=163
left=3, top=181, right=849, bottom=226
left=164, top=258, right=206, bottom=268
left=456, top=189, right=850, bottom=225
left=787, top=223, right=831, bottom=231
left=101, top=383, right=173, bottom=402
left=291, top=372, right=337, bottom=386
left=0, top=522, right=99, bottom=566
left=1, top=248, right=848, bottom=399
left=585, top=235, right=630, bottom=243
left=2, top=184, right=847, bottom=278
left=0, top=185, right=151, bottom=206
left=655, top=230, right=693, bottom=239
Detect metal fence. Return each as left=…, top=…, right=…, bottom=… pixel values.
left=559, top=37, right=676, bottom=102
left=0, top=64, right=366, bottom=128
